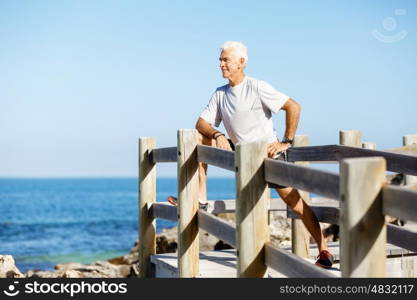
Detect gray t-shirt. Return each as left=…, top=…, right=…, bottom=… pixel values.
left=200, top=76, right=289, bottom=145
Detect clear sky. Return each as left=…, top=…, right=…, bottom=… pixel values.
left=1, top=0, right=416, bottom=177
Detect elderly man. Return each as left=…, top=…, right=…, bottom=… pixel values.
left=168, top=41, right=333, bottom=269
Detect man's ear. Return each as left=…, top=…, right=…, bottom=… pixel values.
left=240, top=57, right=245, bottom=65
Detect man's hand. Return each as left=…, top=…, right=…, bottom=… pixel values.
left=267, top=141, right=290, bottom=158
left=216, top=135, right=232, bottom=151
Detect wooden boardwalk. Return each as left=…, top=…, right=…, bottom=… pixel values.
left=151, top=241, right=417, bottom=278
left=140, top=130, right=417, bottom=278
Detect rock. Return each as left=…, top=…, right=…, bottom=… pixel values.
left=61, top=270, right=82, bottom=278
left=0, top=255, right=23, bottom=278
left=55, top=262, right=85, bottom=272
left=16, top=208, right=293, bottom=278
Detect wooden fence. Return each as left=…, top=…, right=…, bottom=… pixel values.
left=139, top=130, right=417, bottom=278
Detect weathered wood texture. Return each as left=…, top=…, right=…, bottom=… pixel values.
left=150, top=203, right=177, bottom=221
left=235, top=141, right=269, bottom=277
left=139, top=137, right=156, bottom=277
left=150, top=147, right=177, bottom=163
left=264, top=243, right=336, bottom=278
left=291, top=135, right=311, bottom=258
left=288, top=206, right=340, bottom=225
left=403, top=135, right=417, bottom=185
left=340, top=157, right=387, bottom=277
left=336, top=145, right=417, bottom=176
left=387, top=224, right=417, bottom=253
left=340, top=130, right=362, bottom=147
left=197, top=145, right=235, bottom=171
left=382, top=185, right=417, bottom=223
left=177, top=129, right=200, bottom=277
left=198, top=210, right=236, bottom=248
left=362, top=142, right=376, bottom=150
left=286, top=145, right=339, bottom=162
left=265, top=159, right=340, bottom=200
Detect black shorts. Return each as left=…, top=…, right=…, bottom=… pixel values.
left=227, top=139, right=288, bottom=189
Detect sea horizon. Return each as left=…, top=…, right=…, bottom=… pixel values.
left=0, top=177, right=237, bottom=272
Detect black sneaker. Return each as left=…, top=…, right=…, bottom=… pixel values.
left=315, top=250, right=334, bottom=269
left=167, top=195, right=208, bottom=212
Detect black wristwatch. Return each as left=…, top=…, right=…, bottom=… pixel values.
left=282, top=137, right=294, bottom=145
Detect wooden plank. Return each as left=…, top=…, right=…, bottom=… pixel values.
left=264, top=159, right=340, bottom=200
left=139, top=137, right=156, bottom=277
left=340, top=130, right=362, bottom=147
left=382, top=185, right=417, bottom=223
left=288, top=206, right=340, bottom=225
left=177, top=129, right=200, bottom=277
left=291, top=135, right=311, bottom=258
left=209, top=198, right=286, bottom=214
left=387, top=224, right=417, bottom=253
left=340, top=157, right=387, bottom=277
left=197, top=145, right=235, bottom=171
left=335, top=145, right=417, bottom=176
left=286, top=145, right=339, bottom=162
left=150, top=147, right=177, bottom=163
left=198, top=210, right=236, bottom=248
left=150, top=203, right=177, bottom=221
left=403, top=135, right=417, bottom=185
left=264, top=243, right=336, bottom=278
left=235, top=141, right=269, bottom=277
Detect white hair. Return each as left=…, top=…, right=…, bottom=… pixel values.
left=220, top=41, right=248, bottom=65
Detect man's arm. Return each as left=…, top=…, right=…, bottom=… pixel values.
left=281, top=98, right=301, bottom=140
left=267, top=98, right=301, bottom=158
left=195, top=117, right=232, bottom=150
left=195, top=117, right=219, bottom=139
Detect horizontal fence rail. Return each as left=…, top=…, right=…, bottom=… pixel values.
left=383, top=185, right=417, bottom=223
left=150, top=147, right=177, bottom=163
left=197, top=145, right=235, bottom=171
left=387, top=224, right=417, bottom=253
left=264, top=158, right=340, bottom=200
left=264, top=243, right=336, bottom=278
left=336, top=145, right=417, bottom=176
left=287, top=206, right=340, bottom=225
left=287, top=144, right=417, bottom=176
left=198, top=211, right=236, bottom=247
left=150, top=203, right=177, bottom=221
left=286, top=145, right=339, bottom=162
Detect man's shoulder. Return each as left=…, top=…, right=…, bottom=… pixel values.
left=246, top=76, right=267, bottom=86
left=215, top=84, right=228, bottom=93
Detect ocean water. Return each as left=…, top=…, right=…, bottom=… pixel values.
left=0, top=177, right=236, bottom=272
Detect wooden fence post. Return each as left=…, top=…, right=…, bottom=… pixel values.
left=340, top=130, right=362, bottom=147
left=403, top=135, right=417, bottom=185
left=235, top=141, right=269, bottom=277
left=362, top=142, right=376, bottom=150
left=177, top=129, right=200, bottom=277
left=139, top=137, right=156, bottom=277
left=339, top=157, right=387, bottom=277
left=291, top=135, right=311, bottom=258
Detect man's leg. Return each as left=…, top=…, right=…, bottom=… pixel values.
left=196, top=133, right=216, bottom=205
left=276, top=187, right=327, bottom=252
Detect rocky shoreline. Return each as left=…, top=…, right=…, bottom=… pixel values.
left=1, top=212, right=298, bottom=278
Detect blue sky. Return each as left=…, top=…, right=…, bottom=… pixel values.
left=1, top=0, right=416, bottom=177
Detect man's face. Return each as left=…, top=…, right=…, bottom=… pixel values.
left=219, top=48, right=244, bottom=79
